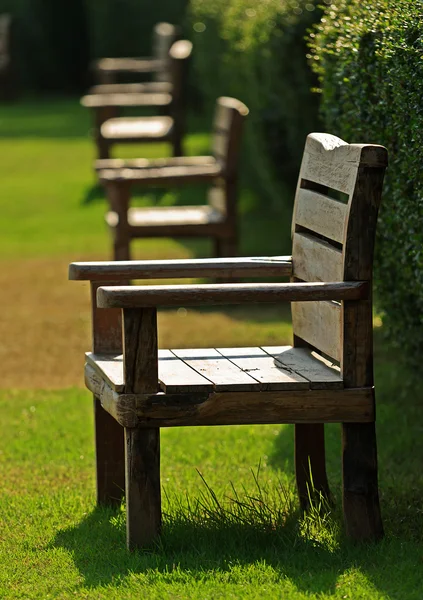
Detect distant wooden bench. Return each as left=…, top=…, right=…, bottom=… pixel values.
left=0, top=14, right=16, bottom=102
left=82, top=39, right=192, bottom=159
left=70, top=132, right=388, bottom=550
left=96, top=96, right=248, bottom=260
left=92, top=22, right=180, bottom=85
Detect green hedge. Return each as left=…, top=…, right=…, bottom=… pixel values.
left=310, top=0, right=423, bottom=365
left=189, top=0, right=323, bottom=204
left=0, top=0, right=187, bottom=91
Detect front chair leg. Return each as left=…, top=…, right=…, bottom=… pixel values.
left=125, top=427, right=161, bottom=551
left=94, top=397, right=125, bottom=506
left=342, top=422, right=383, bottom=541
left=295, top=423, right=331, bottom=510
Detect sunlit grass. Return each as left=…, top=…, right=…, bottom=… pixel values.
left=0, top=98, right=422, bottom=599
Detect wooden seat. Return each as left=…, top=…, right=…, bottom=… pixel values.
left=97, top=97, right=248, bottom=260
left=93, top=22, right=180, bottom=85
left=70, top=132, right=388, bottom=550
left=83, top=39, right=192, bottom=159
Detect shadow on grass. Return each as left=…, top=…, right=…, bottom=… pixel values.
left=52, top=499, right=423, bottom=597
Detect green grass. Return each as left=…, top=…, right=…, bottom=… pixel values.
left=0, top=98, right=422, bottom=599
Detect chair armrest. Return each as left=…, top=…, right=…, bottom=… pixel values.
left=69, top=257, right=293, bottom=282
left=97, top=281, right=369, bottom=309
left=81, top=92, right=172, bottom=109
left=94, top=57, right=165, bottom=74
left=98, top=162, right=224, bottom=186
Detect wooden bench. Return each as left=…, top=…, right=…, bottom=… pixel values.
left=69, top=132, right=388, bottom=550
left=82, top=39, right=192, bottom=159
left=0, top=14, right=16, bottom=102
left=96, top=96, right=248, bottom=261
left=93, top=22, right=180, bottom=85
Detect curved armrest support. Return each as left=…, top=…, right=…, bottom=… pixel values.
left=97, top=281, right=369, bottom=309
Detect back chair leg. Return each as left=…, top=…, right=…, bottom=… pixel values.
left=214, top=237, right=238, bottom=258
left=125, top=427, right=162, bottom=551
left=113, top=236, right=131, bottom=261
left=94, top=397, right=125, bottom=506
left=295, top=423, right=331, bottom=510
left=342, top=422, right=383, bottom=541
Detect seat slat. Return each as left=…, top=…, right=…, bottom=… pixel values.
left=261, top=346, right=342, bottom=389
left=217, top=347, right=310, bottom=390
left=292, top=232, right=343, bottom=282
left=295, top=188, right=347, bottom=244
left=291, top=301, right=342, bottom=362
left=171, top=348, right=261, bottom=391
left=158, top=349, right=214, bottom=393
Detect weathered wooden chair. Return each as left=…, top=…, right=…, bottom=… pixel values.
left=82, top=40, right=192, bottom=159
left=96, top=96, right=248, bottom=261
left=0, top=14, right=17, bottom=102
left=69, top=133, right=388, bottom=550
left=93, top=22, right=180, bottom=85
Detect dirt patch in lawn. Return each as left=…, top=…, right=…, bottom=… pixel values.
left=0, top=257, right=292, bottom=389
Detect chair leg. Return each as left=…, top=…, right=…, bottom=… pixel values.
left=213, top=237, right=238, bottom=258
left=97, top=137, right=110, bottom=160
left=93, top=397, right=125, bottom=506
left=113, top=236, right=131, bottom=261
left=342, top=422, right=383, bottom=541
left=295, top=423, right=331, bottom=510
left=125, top=427, right=161, bottom=551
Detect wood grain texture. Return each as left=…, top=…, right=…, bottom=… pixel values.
left=158, top=349, right=214, bottom=393
left=216, top=347, right=310, bottom=390
left=294, top=188, right=347, bottom=244
left=131, top=387, right=374, bottom=426
left=70, top=256, right=292, bottom=281
left=292, top=232, right=343, bottom=282
left=97, top=281, right=368, bottom=309
left=171, top=348, right=262, bottom=391
left=86, top=352, right=124, bottom=392
left=85, top=364, right=137, bottom=428
left=291, top=300, right=342, bottom=362
left=85, top=376, right=375, bottom=427
left=261, top=346, right=342, bottom=389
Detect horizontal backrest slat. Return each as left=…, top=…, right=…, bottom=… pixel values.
left=292, top=301, right=342, bottom=362
left=301, top=142, right=358, bottom=195
left=295, top=188, right=347, bottom=244
left=292, top=232, right=343, bottom=282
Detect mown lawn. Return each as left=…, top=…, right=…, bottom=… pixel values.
left=0, top=98, right=422, bottom=599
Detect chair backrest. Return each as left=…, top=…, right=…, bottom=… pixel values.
left=152, top=22, right=180, bottom=82
left=290, top=133, right=387, bottom=378
left=0, top=14, right=11, bottom=60
left=211, top=97, right=249, bottom=178
left=167, top=39, right=192, bottom=109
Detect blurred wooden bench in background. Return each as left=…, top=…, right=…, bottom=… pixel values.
left=82, top=40, right=192, bottom=159
left=92, top=22, right=179, bottom=86
left=96, top=96, right=248, bottom=260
